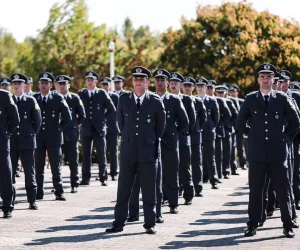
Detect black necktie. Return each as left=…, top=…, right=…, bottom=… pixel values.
left=64, top=96, right=67, bottom=100
left=17, top=97, right=20, bottom=107
left=264, top=95, right=269, bottom=108
left=43, top=96, right=46, bottom=108
left=90, top=92, right=94, bottom=100
left=137, top=98, right=141, bottom=110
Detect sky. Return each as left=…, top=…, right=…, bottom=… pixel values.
left=1, top=0, right=300, bottom=42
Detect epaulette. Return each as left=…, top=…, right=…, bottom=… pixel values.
left=79, top=88, right=88, bottom=93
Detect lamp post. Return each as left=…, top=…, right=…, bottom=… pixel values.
left=109, top=41, right=115, bottom=91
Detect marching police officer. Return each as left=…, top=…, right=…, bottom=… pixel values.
left=34, top=72, right=72, bottom=201
left=106, top=66, right=165, bottom=234
left=58, top=75, right=86, bottom=193
left=10, top=73, right=41, bottom=210
left=112, top=76, right=128, bottom=95
left=99, top=77, right=120, bottom=180
left=237, top=63, right=300, bottom=238
left=182, top=77, right=207, bottom=196
left=0, top=88, right=19, bottom=218
left=78, top=71, right=116, bottom=186
left=169, top=72, right=195, bottom=205
left=214, top=85, right=232, bottom=180
left=195, top=78, right=220, bottom=187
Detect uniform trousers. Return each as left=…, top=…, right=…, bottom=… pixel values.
left=106, top=134, right=119, bottom=177
left=63, top=141, right=79, bottom=188
left=191, top=144, right=203, bottom=194
left=202, top=140, right=219, bottom=184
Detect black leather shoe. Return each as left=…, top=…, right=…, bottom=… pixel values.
left=101, top=180, right=108, bottom=186
left=179, top=190, right=183, bottom=196
left=258, top=221, right=264, bottom=227
left=145, top=227, right=157, bottom=234
left=51, top=189, right=55, bottom=193
left=232, top=171, right=240, bottom=175
left=36, top=194, right=44, bottom=200
left=29, top=203, right=38, bottom=210
left=224, top=175, right=230, bottom=179
left=170, top=207, right=178, bottom=214
left=106, top=225, right=123, bottom=233
left=3, top=211, right=12, bottom=219
left=211, top=184, right=219, bottom=189
left=127, top=216, right=139, bottom=222
left=283, top=228, right=295, bottom=238
left=217, top=180, right=222, bottom=184
left=71, top=187, right=78, bottom=193
left=267, top=210, right=274, bottom=217
left=241, top=165, right=247, bottom=170
left=184, top=200, right=192, bottom=205
left=292, top=220, right=299, bottom=228
left=244, top=226, right=257, bottom=237
left=15, top=172, right=21, bottom=177
left=56, top=195, right=66, bottom=201
left=156, top=217, right=164, bottom=223
left=80, top=181, right=90, bottom=185
left=203, top=180, right=209, bottom=183
left=195, top=192, right=203, bottom=197
left=162, top=199, right=168, bottom=204
left=111, top=176, right=116, bottom=181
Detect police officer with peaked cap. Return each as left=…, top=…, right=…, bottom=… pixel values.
left=169, top=72, right=196, bottom=204
left=10, top=73, right=41, bottom=210
left=34, top=72, right=72, bottom=201
left=24, top=77, right=35, bottom=96
left=112, top=76, right=128, bottom=95
left=57, top=75, right=86, bottom=193
left=99, top=77, right=120, bottom=180
left=195, top=78, right=220, bottom=187
left=237, top=63, right=300, bottom=238
left=0, top=77, right=12, bottom=92
left=0, top=88, right=19, bottom=218
left=214, top=85, right=232, bottom=181
left=78, top=71, right=116, bottom=186
left=106, top=66, right=166, bottom=234
left=182, top=76, right=207, bottom=196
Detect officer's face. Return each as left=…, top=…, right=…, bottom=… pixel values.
left=272, top=81, right=279, bottom=90
left=215, top=91, right=225, bottom=97
left=206, top=86, right=214, bottom=96
left=196, top=84, right=206, bottom=95
left=54, top=82, right=60, bottom=91
left=101, top=83, right=109, bottom=92
left=132, top=77, right=147, bottom=92
left=114, top=81, right=123, bottom=91
left=1, top=84, right=11, bottom=92
left=229, top=90, right=238, bottom=97
left=59, top=82, right=69, bottom=94
left=12, top=81, right=25, bottom=95
left=257, top=73, right=274, bottom=90
left=280, top=80, right=290, bottom=93
left=181, top=84, right=193, bottom=95
left=169, top=80, right=181, bottom=94
left=24, top=83, right=33, bottom=92
left=38, top=80, right=52, bottom=94
left=155, top=77, right=168, bottom=93
left=85, top=77, right=97, bottom=89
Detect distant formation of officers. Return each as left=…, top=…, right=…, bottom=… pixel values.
left=0, top=63, right=300, bottom=239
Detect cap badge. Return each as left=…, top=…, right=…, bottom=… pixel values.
left=14, top=74, right=19, bottom=79
left=281, top=71, right=286, bottom=76
left=264, top=64, right=270, bottom=70
left=3, top=79, right=8, bottom=83
left=185, top=77, right=190, bottom=82
left=88, top=72, right=93, bottom=76
left=172, top=73, right=177, bottom=78
left=158, top=70, right=163, bottom=75
left=136, top=68, right=142, bottom=73
left=198, top=79, right=203, bottom=83
left=43, top=73, right=48, bottom=78
left=59, top=76, right=64, bottom=81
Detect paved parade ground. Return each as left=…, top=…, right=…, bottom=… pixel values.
left=1, top=165, right=299, bottom=250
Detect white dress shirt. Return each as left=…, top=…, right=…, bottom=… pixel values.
left=134, top=92, right=146, bottom=105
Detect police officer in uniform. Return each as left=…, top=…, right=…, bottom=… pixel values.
left=10, top=73, right=41, bottom=210
left=112, top=76, right=127, bottom=95
left=106, top=66, right=166, bottom=234
left=169, top=72, right=195, bottom=205
left=34, top=72, right=72, bottom=201
left=79, top=71, right=115, bottom=186
left=195, top=78, right=220, bottom=187
left=237, top=63, right=300, bottom=238
left=0, top=77, right=12, bottom=92
left=182, top=77, right=207, bottom=196
left=0, top=88, right=19, bottom=218
left=99, top=77, right=120, bottom=180
left=58, top=75, right=86, bottom=193
left=214, top=85, right=232, bottom=180
left=24, top=77, right=35, bottom=96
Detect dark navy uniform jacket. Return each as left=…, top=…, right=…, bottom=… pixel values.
left=225, top=98, right=238, bottom=136
left=215, top=96, right=231, bottom=138
left=107, top=91, right=120, bottom=135
left=118, top=91, right=166, bottom=163
left=10, top=95, right=41, bottom=150
left=34, top=92, right=72, bottom=148
left=237, top=90, right=300, bottom=163
left=0, top=90, right=19, bottom=150
left=178, top=94, right=196, bottom=147
left=78, top=88, right=116, bottom=137
left=191, top=96, right=207, bottom=144
left=161, top=93, right=189, bottom=149
left=201, top=95, right=220, bottom=141
left=62, top=92, right=86, bottom=142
